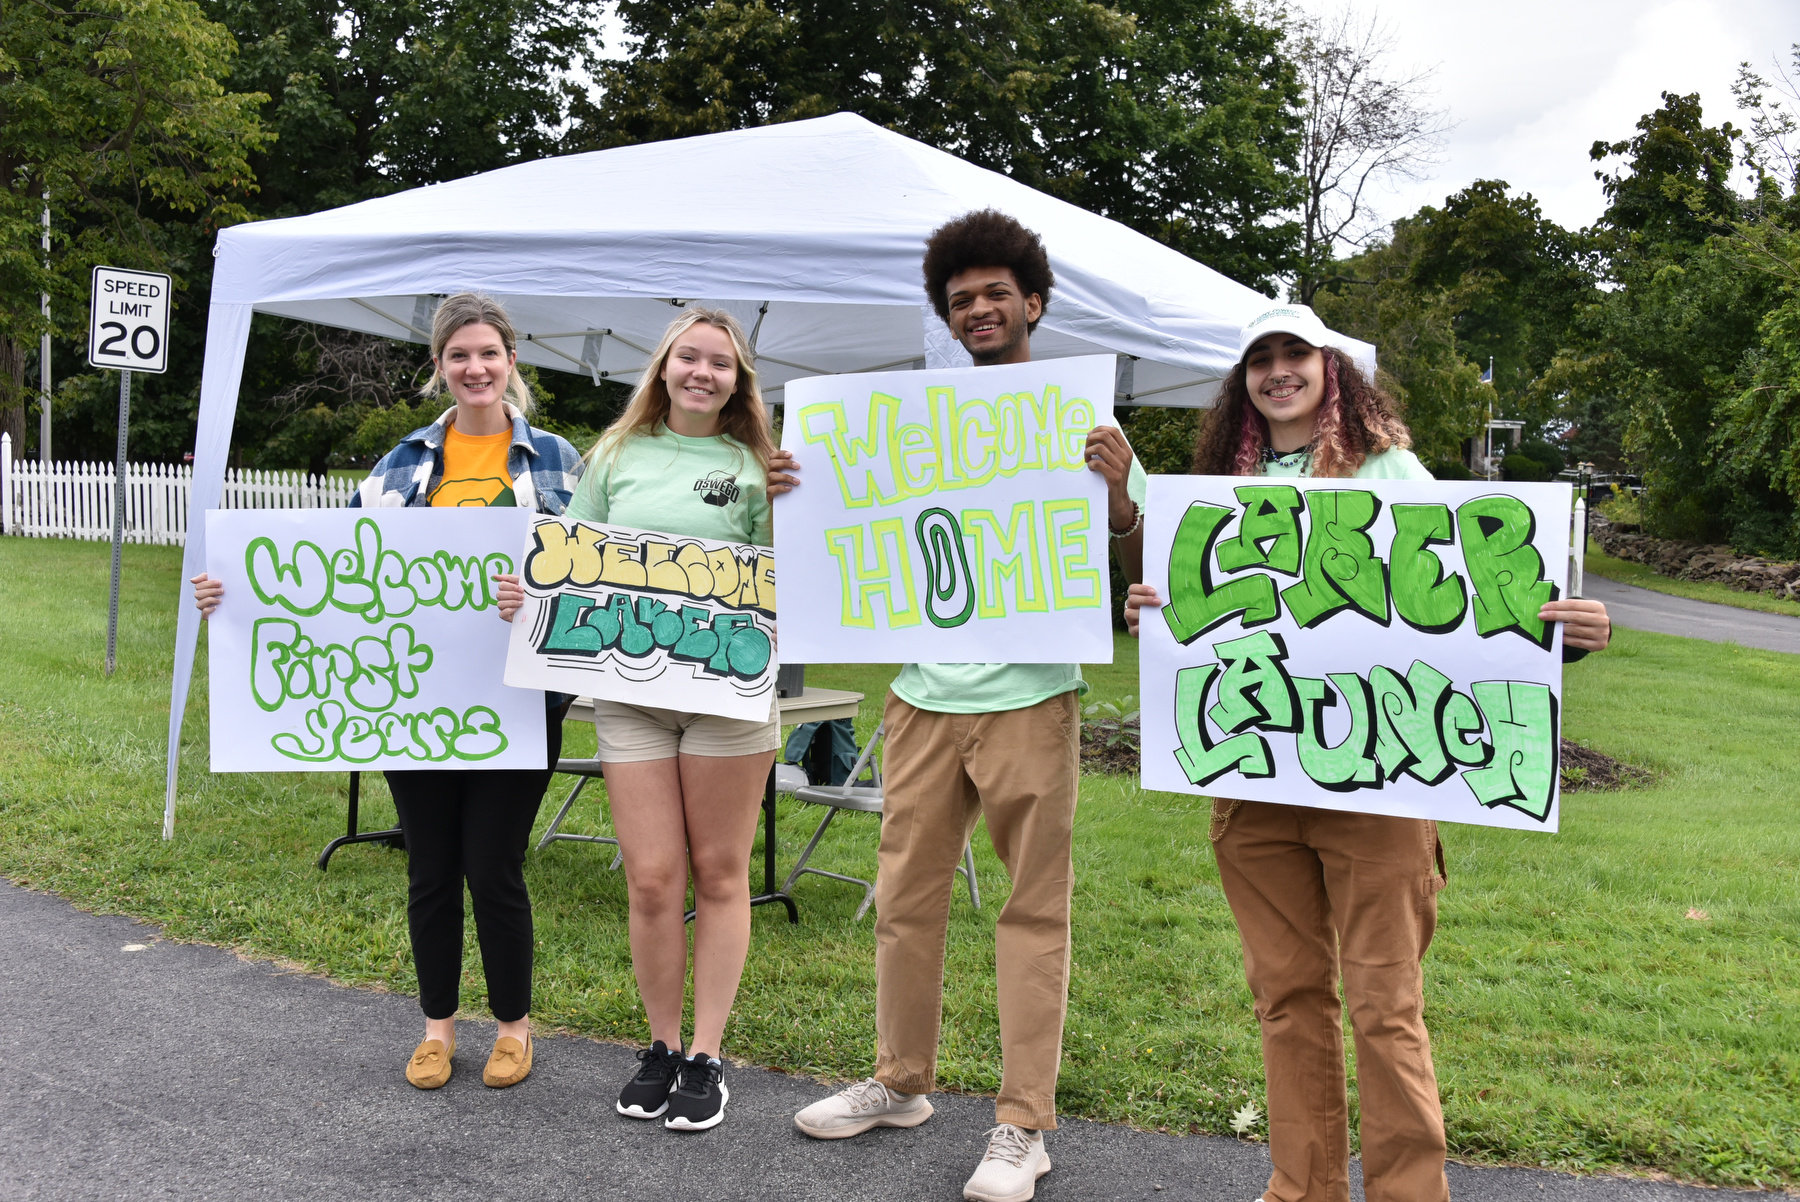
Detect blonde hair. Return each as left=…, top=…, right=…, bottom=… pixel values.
left=421, top=292, right=535, bottom=416
left=591, top=308, right=776, bottom=470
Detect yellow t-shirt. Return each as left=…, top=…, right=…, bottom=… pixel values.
left=430, top=425, right=516, bottom=507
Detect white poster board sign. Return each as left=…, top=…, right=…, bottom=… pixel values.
left=503, top=518, right=777, bottom=722
left=205, top=508, right=546, bottom=772
left=1140, top=476, right=1572, bottom=831
left=776, top=354, right=1116, bottom=664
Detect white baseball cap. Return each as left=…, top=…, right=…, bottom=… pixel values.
left=1236, top=305, right=1335, bottom=362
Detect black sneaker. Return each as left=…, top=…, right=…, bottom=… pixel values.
left=617, top=1041, right=683, bottom=1119
left=664, top=1053, right=728, bottom=1131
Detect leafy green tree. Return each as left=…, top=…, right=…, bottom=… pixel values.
left=579, top=0, right=1304, bottom=292
left=1310, top=220, right=1489, bottom=469
left=38, top=0, right=607, bottom=471
left=1403, top=181, right=1594, bottom=424
left=0, top=0, right=268, bottom=457
left=206, top=0, right=602, bottom=215
left=1546, top=92, right=1788, bottom=548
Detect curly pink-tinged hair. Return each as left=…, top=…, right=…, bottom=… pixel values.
left=1191, top=347, right=1411, bottom=478
left=1230, top=405, right=1270, bottom=476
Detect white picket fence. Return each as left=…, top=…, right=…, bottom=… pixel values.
left=0, top=432, right=355, bottom=546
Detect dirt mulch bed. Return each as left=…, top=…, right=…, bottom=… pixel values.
left=1082, top=720, right=1651, bottom=793
left=1559, top=737, right=1655, bottom=791
left=1080, top=716, right=1142, bottom=775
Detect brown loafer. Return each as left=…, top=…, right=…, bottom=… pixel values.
left=483, top=1034, right=532, bottom=1088
left=406, top=1037, right=454, bottom=1090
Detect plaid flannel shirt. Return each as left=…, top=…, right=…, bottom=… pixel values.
left=350, top=404, right=584, bottom=514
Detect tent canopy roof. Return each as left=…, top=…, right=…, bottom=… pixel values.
left=214, top=112, right=1369, bottom=405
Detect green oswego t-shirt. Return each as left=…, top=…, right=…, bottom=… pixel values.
left=565, top=424, right=772, bottom=545
left=890, top=455, right=1148, bottom=715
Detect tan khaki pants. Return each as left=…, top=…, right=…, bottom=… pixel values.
left=1212, top=801, right=1449, bottom=1202
left=871, top=691, right=1079, bottom=1131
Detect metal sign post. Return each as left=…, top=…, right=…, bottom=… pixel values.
left=87, top=265, right=171, bottom=677
left=107, top=369, right=131, bottom=674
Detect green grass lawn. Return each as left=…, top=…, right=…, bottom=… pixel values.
left=1585, top=539, right=1800, bottom=619
left=1, top=536, right=1796, bottom=1187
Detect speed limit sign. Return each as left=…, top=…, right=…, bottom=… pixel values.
left=88, top=266, right=171, bottom=374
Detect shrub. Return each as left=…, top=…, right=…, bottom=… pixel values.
left=1502, top=453, right=1550, bottom=482
left=1428, top=458, right=1475, bottom=480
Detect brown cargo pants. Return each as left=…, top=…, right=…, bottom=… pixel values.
left=1212, top=800, right=1451, bottom=1202
left=870, top=690, right=1080, bottom=1131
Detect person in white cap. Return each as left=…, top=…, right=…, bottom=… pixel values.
left=1124, top=305, right=1611, bottom=1202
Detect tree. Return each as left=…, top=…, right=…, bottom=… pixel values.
left=0, top=0, right=268, bottom=457
left=204, top=0, right=603, bottom=216
left=1547, top=92, right=1790, bottom=550
left=1311, top=220, right=1489, bottom=469
left=577, top=0, right=1305, bottom=292
left=1732, top=44, right=1799, bottom=199
left=27, top=0, right=608, bottom=471
left=1403, top=180, right=1594, bottom=422
left=1287, top=7, right=1450, bottom=303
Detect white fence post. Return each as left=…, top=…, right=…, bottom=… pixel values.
left=1, top=432, right=11, bottom=535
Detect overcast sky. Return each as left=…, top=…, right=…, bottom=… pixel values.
left=1285, top=0, right=1800, bottom=234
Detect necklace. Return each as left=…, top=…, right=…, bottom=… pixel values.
left=1261, top=444, right=1312, bottom=466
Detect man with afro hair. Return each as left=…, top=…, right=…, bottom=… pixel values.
left=782, top=210, right=1146, bottom=1202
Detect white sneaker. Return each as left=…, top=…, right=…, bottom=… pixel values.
left=962, top=1124, right=1051, bottom=1202
left=793, top=1077, right=934, bottom=1139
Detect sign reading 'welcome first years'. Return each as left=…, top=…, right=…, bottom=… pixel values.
left=503, top=518, right=778, bottom=721
left=1139, top=476, right=1573, bottom=832
left=775, top=355, right=1117, bottom=664
left=205, top=509, right=546, bottom=772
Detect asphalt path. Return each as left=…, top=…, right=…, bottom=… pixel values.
left=1585, top=574, right=1800, bottom=655
left=0, top=880, right=1742, bottom=1201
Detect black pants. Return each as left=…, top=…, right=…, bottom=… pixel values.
left=386, top=697, right=569, bottom=1022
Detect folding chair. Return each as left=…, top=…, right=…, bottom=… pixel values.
left=780, top=722, right=980, bottom=921
left=536, top=759, right=622, bottom=867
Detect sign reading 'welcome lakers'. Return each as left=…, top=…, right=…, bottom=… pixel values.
left=775, top=355, right=1116, bottom=663
left=503, top=518, right=777, bottom=721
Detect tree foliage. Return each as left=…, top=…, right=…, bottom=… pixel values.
left=1311, top=219, right=1488, bottom=469
left=578, top=0, right=1304, bottom=292
left=206, top=0, right=602, bottom=215
left=1544, top=91, right=1797, bottom=551
left=1286, top=7, right=1448, bottom=303
left=0, top=0, right=268, bottom=455
left=1310, top=180, right=1591, bottom=470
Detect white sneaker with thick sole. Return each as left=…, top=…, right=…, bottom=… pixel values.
left=793, top=1078, right=934, bottom=1139
left=963, top=1124, right=1051, bottom=1202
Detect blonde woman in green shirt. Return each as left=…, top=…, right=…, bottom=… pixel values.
left=560, top=308, right=776, bottom=1131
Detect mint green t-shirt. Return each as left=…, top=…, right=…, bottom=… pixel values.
left=566, top=424, right=772, bottom=546
left=890, top=455, right=1149, bottom=715
left=1259, top=445, right=1432, bottom=481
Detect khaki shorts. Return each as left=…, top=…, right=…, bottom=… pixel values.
left=592, top=695, right=781, bottom=763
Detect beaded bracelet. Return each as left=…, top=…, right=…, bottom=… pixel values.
left=1109, top=501, right=1143, bottom=540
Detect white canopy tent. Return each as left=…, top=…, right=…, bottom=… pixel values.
left=162, top=110, right=1373, bottom=834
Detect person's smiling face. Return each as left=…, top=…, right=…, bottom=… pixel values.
left=1244, top=334, right=1326, bottom=450
left=945, top=265, right=1041, bottom=366
left=438, top=322, right=515, bottom=415
left=661, top=321, right=740, bottom=436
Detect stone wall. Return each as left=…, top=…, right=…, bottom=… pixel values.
left=1589, top=512, right=1800, bottom=601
